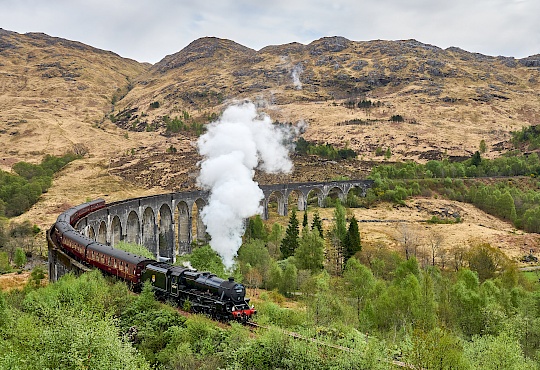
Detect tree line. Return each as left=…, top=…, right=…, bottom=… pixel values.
left=0, top=153, right=80, bottom=217
left=295, top=137, right=357, bottom=160
left=354, top=151, right=540, bottom=233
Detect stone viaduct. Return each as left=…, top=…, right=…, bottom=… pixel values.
left=74, top=179, right=373, bottom=263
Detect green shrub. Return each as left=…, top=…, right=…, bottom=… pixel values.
left=14, top=248, right=26, bottom=268
left=114, top=241, right=155, bottom=260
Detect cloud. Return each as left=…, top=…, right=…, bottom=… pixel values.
left=0, top=0, right=538, bottom=62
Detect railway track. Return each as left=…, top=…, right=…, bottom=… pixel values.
left=245, top=321, right=417, bottom=368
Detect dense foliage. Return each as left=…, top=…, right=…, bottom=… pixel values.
left=3, top=247, right=538, bottom=369
left=512, top=124, right=540, bottom=150
left=0, top=271, right=150, bottom=369
left=0, top=153, right=79, bottom=217
left=356, top=152, right=540, bottom=233
left=295, top=137, right=357, bottom=160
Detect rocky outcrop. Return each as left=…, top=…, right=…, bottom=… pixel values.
left=519, top=55, right=540, bottom=67
left=153, top=37, right=255, bottom=72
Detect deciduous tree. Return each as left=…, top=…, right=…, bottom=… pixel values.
left=294, top=230, right=324, bottom=272
left=14, top=248, right=26, bottom=268
left=343, top=258, right=375, bottom=320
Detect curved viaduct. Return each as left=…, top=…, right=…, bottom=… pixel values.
left=74, top=180, right=373, bottom=263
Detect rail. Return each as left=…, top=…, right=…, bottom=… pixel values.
left=245, top=321, right=418, bottom=368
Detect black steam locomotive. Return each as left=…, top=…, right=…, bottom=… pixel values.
left=49, top=199, right=256, bottom=322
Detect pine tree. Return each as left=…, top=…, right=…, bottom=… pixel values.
left=343, top=216, right=361, bottom=261
left=302, top=210, right=308, bottom=229
left=280, top=209, right=299, bottom=259
left=311, top=211, right=323, bottom=238
left=471, top=151, right=482, bottom=166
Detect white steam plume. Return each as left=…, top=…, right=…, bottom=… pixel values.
left=291, top=63, right=303, bottom=90
left=197, top=101, right=293, bottom=268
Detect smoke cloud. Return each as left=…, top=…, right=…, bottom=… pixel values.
left=291, top=63, right=303, bottom=90
left=197, top=101, right=293, bottom=268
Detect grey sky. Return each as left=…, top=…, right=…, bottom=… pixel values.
left=1, top=0, right=538, bottom=63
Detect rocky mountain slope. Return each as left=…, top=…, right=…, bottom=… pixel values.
left=115, top=36, right=540, bottom=159
left=0, top=28, right=152, bottom=165
left=1, top=30, right=540, bottom=234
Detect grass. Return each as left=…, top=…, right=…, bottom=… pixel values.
left=0, top=271, right=32, bottom=291
left=520, top=270, right=540, bottom=286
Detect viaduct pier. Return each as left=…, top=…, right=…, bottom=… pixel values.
left=48, top=179, right=373, bottom=280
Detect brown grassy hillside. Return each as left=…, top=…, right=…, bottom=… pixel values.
left=0, top=29, right=166, bottom=223
left=0, top=28, right=153, bottom=165
left=115, top=37, right=540, bottom=162
left=2, top=31, right=540, bottom=261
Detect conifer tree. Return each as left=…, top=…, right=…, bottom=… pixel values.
left=471, top=151, right=482, bottom=166
left=302, top=210, right=308, bottom=229
left=311, top=211, right=323, bottom=238
left=343, top=215, right=361, bottom=261
left=280, top=209, right=299, bottom=259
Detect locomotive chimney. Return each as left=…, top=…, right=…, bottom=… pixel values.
left=228, top=277, right=234, bottom=282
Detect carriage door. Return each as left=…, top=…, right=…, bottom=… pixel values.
left=171, top=275, right=178, bottom=296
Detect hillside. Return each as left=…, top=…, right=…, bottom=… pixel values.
left=0, top=29, right=165, bottom=221
left=115, top=37, right=540, bottom=159
left=107, top=36, right=540, bottom=191
left=3, top=30, right=540, bottom=369
left=1, top=30, right=540, bottom=259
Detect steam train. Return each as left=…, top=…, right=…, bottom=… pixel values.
left=49, top=199, right=256, bottom=322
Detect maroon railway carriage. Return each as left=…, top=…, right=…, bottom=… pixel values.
left=56, top=199, right=106, bottom=226
left=85, top=241, right=152, bottom=285
left=55, top=227, right=91, bottom=261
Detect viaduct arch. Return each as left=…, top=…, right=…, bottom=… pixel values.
left=74, top=180, right=373, bottom=263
